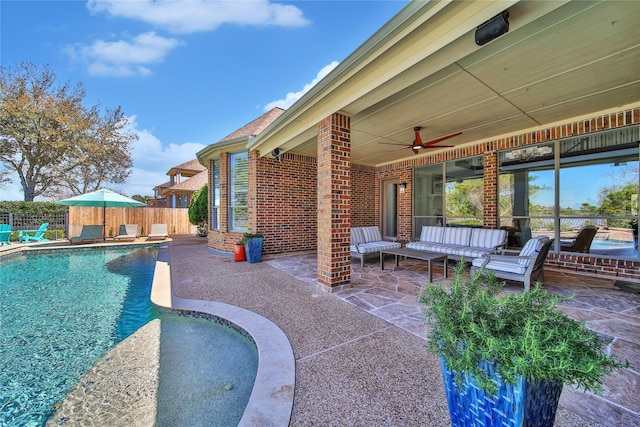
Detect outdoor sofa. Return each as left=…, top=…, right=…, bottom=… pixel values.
left=350, top=226, right=401, bottom=267
left=406, top=226, right=508, bottom=261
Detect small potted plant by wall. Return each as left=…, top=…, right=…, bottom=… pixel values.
left=233, top=239, right=246, bottom=262
left=243, top=232, right=264, bottom=263
left=420, top=262, right=628, bottom=427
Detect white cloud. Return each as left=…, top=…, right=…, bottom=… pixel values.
left=87, top=0, right=310, bottom=34
left=118, top=116, right=206, bottom=196
left=264, top=61, right=339, bottom=111
left=65, top=32, right=181, bottom=77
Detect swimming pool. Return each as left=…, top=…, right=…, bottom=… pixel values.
left=0, top=246, right=258, bottom=426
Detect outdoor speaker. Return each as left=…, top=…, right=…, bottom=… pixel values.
left=475, top=11, right=509, bottom=46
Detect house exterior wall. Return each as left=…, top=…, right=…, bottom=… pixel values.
left=351, top=164, right=377, bottom=228
left=253, top=152, right=318, bottom=254
left=205, top=106, right=639, bottom=281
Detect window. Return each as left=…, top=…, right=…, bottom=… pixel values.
left=211, top=158, right=220, bottom=230
left=412, top=155, right=484, bottom=236
left=177, top=194, right=188, bottom=208
left=229, top=152, right=248, bottom=232
left=413, top=164, right=444, bottom=236
left=499, top=127, right=638, bottom=259
left=498, top=143, right=555, bottom=248
left=445, top=157, right=484, bottom=227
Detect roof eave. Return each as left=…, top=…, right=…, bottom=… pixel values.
left=197, top=136, right=249, bottom=165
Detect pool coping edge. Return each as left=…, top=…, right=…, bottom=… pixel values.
left=150, top=244, right=295, bottom=427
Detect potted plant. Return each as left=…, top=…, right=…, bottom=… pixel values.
left=233, top=239, right=246, bottom=262
left=242, top=232, right=263, bottom=263
left=419, top=262, right=628, bottom=427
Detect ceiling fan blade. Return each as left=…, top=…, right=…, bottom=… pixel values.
left=422, top=131, right=463, bottom=147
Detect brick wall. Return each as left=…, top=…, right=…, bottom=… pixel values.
left=351, top=164, right=376, bottom=227
left=254, top=152, right=318, bottom=254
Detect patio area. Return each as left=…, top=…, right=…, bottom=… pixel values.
left=167, top=236, right=639, bottom=426
left=4, top=235, right=636, bottom=425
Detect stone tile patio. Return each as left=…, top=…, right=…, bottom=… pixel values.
left=266, top=251, right=640, bottom=426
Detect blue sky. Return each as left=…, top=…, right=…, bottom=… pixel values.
left=1, top=0, right=409, bottom=200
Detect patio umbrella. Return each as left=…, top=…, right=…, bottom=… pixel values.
left=55, top=189, right=147, bottom=241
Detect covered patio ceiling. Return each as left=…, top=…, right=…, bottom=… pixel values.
left=250, top=0, right=640, bottom=167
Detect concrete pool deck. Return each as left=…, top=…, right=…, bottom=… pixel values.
left=23, top=235, right=638, bottom=426
left=167, top=236, right=639, bottom=426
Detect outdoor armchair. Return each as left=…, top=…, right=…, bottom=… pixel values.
left=0, top=224, right=12, bottom=246
left=18, top=223, right=49, bottom=243
left=559, top=226, right=597, bottom=253
left=470, top=236, right=555, bottom=291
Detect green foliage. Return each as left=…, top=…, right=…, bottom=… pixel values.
left=239, top=232, right=263, bottom=245
left=446, top=178, right=483, bottom=218
left=599, top=183, right=638, bottom=217
left=0, top=201, right=67, bottom=215
left=188, top=185, right=208, bottom=237
left=420, top=262, right=628, bottom=395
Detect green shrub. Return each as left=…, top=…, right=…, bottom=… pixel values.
left=420, top=262, right=629, bottom=395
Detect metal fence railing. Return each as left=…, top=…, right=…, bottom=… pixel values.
left=0, top=213, right=68, bottom=239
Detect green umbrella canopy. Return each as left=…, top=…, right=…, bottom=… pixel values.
left=55, top=189, right=147, bottom=240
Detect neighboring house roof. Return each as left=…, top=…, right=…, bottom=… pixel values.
left=166, top=158, right=206, bottom=177
left=153, top=181, right=171, bottom=191
left=162, top=170, right=207, bottom=195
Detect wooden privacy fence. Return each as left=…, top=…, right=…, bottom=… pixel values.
left=68, top=206, right=196, bottom=238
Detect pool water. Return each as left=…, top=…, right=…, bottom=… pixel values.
left=0, top=247, right=258, bottom=426
left=156, top=315, right=258, bottom=427
left=590, top=238, right=638, bottom=258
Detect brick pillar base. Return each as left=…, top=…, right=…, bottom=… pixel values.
left=317, top=112, right=351, bottom=291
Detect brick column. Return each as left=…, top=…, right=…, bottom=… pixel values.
left=483, top=149, right=498, bottom=229
left=317, top=112, right=351, bottom=291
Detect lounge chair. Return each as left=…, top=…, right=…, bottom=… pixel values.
left=559, top=226, right=597, bottom=253
left=146, top=224, right=168, bottom=241
left=114, top=224, right=139, bottom=242
left=0, top=224, right=12, bottom=246
left=18, top=223, right=49, bottom=243
left=69, top=225, right=104, bottom=245
left=470, top=236, right=555, bottom=291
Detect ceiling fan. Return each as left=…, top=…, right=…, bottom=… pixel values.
left=380, top=127, right=462, bottom=154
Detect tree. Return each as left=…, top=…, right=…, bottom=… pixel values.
left=0, top=62, right=137, bottom=201
left=188, top=185, right=208, bottom=237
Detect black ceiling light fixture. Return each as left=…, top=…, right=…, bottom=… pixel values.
left=475, top=11, right=509, bottom=46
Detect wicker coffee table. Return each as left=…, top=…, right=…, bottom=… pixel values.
left=380, top=247, right=448, bottom=282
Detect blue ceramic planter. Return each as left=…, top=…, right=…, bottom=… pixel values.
left=440, top=358, right=563, bottom=427
left=245, top=237, right=263, bottom=263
